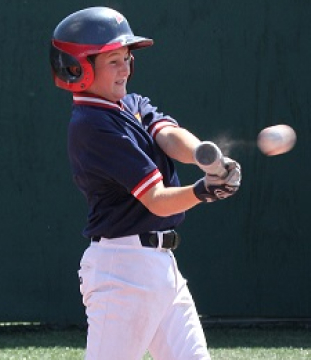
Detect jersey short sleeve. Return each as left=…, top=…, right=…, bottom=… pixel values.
left=122, top=94, right=179, bottom=138
left=69, top=111, right=163, bottom=199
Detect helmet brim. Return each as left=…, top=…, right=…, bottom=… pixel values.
left=122, top=36, right=154, bottom=50
left=108, top=35, right=153, bottom=50
left=52, top=36, right=153, bottom=58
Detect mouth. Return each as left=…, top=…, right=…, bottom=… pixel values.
left=115, top=79, right=127, bottom=86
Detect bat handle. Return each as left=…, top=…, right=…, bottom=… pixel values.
left=194, top=141, right=228, bottom=178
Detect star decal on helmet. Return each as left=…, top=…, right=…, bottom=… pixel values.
left=115, top=13, right=124, bottom=24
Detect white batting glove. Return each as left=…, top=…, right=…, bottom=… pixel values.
left=194, top=158, right=241, bottom=202
left=222, top=157, right=241, bottom=187
left=205, top=157, right=241, bottom=187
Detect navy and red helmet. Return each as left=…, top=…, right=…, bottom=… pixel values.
left=50, top=7, right=153, bottom=92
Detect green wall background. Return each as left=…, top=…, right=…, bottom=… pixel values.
left=0, top=0, right=310, bottom=324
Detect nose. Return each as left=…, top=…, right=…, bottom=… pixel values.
left=120, top=60, right=131, bottom=77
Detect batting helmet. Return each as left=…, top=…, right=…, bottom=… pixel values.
left=50, top=7, right=153, bottom=92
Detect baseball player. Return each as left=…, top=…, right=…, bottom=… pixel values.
left=50, top=7, right=241, bottom=360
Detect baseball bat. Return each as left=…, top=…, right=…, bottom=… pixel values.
left=194, top=141, right=228, bottom=178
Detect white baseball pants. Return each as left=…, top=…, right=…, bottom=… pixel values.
left=78, top=235, right=211, bottom=360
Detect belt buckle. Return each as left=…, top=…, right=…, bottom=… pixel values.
left=145, top=231, right=180, bottom=250
left=157, top=230, right=180, bottom=250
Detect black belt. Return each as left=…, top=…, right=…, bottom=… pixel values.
left=92, top=230, right=180, bottom=250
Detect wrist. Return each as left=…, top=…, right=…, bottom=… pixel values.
left=193, top=178, right=214, bottom=203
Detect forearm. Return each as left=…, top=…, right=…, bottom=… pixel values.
left=155, top=126, right=201, bottom=164
left=139, top=182, right=201, bottom=217
left=141, top=127, right=241, bottom=217
left=139, top=159, right=242, bottom=216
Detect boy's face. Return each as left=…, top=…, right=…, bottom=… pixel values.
left=87, top=46, right=131, bottom=102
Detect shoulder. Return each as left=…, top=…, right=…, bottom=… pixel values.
left=69, top=106, right=120, bottom=140
left=122, top=93, right=142, bottom=109
left=122, top=93, right=154, bottom=108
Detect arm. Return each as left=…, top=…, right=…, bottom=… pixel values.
left=139, top=180, right=201, bottom=217
left=139, top=162, right=241, bottom=217
left=140, top=126, right=241, bottom=216
left=140, top=126, right=201, bottom=215
left=155, top=126, right=201, bottom=164
left=141, top=125, right=241, bottom=216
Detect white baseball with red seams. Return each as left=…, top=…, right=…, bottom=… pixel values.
left=257, top=124, right=296, bottom=156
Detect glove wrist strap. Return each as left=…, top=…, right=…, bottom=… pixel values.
left=193, top=178, right=215, bottom=203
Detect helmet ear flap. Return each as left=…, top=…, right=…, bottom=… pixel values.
left=50, top=45, right=95, bottom=91
left=50, top=46, right=83, bottom=83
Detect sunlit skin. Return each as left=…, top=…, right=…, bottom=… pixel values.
left=87, top=46, right=131, bottom=102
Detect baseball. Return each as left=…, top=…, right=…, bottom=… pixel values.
left=257, top=124, right=296, bottom=156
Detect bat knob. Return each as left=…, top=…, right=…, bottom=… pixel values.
left=194, top=141, right=227, bottom=178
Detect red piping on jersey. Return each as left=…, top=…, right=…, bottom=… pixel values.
left=149, top=121, right=178, bottom=138
left=73, top=93, right=124, bottom=110
left=131, top=169, right=163, bottom=199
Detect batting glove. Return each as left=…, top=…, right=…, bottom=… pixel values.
left=193, top=158, right=241, bottom=202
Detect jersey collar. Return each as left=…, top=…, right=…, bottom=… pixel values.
left=73, top=93, right=124, bottom=111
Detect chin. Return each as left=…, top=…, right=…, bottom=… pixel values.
left=117, top=91, right=127, bottom=100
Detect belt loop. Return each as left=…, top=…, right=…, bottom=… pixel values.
left=157, top=232, right=163, bottom=250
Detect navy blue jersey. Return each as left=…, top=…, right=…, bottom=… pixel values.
left=68, top=92, right=185, bottom=238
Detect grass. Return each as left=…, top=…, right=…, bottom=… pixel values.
left=0, top=325, right=310, bottom=359
left=207, top=327, right=311, bottom=359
